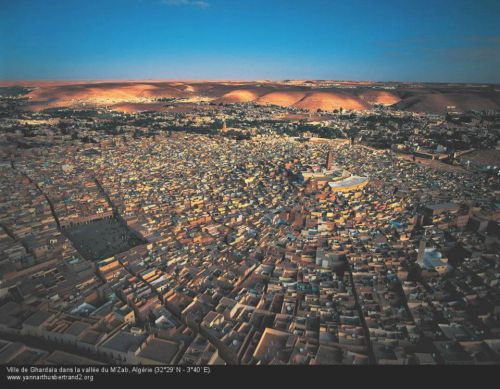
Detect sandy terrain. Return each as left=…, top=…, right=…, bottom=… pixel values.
left=460, top=150, right=500, bottom=166
left=359, top=90, right=401, bottom=105
left=397, top=153, right=468, bottom=173
left=395, top=92, right=500, bottom=114
left=256, top=91, right=306, bottom=107
left=293, top=92, right=370, bottom=111
left=6, top=80, right=499, bottom=114
left=216, top=89, right=260, bottom=103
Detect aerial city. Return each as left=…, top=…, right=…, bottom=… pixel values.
left=0, top=0, right=499, bottom=378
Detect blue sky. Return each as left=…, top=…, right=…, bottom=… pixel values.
left=1, top=0, right=499, bottom=82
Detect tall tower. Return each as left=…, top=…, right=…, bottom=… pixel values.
left=417, top=237, right=426, bottom=264
left=326, top=148, right=334, bottom=171
left=222, top=119, right=227, bottom=133
left=417, top=227, right=428, bottom=265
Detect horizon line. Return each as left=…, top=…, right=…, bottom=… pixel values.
left=1, top=78, right=499, bottom=86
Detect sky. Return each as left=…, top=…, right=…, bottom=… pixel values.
left=1, top=0, right=499, bottom=82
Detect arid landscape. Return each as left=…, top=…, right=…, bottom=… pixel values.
left=2, top=80, right=499, bottom=114
left=2, top=0, right=500, bottom=380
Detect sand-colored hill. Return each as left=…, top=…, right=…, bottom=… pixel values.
left=359, top=90, right=401, bottom=105
left=257, top=91, right=306, bottom=107
left=293, top=92, right=370, bottom=111
left=9, top=80, right=500, bottom=114
left=216, top=89, right=260, bottom=103
left=25, top=82, right=188, bottom=109
left=395, top=92, right=499, bottom=114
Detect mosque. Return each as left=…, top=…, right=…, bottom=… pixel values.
left=300, top=149, right=369, bottom=193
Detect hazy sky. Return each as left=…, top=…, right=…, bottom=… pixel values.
left=1, top=0, right=499, bottom=82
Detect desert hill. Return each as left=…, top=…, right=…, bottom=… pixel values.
left=394, top=91, right=500, bottom=114
left=293, top=91, right=370, bottom=111
left=358, top=90, right=401, bottom=105
left=257, top=91, right=307, bottom=107
left=216, top=89, right=260, bottom=103
left=3, top=80, right=499, bottom=114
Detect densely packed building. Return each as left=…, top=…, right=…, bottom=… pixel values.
left=0, top=97, right=499, bottom=365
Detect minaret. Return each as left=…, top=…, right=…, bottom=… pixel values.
left=417, top=228, right=428, bottom=265
left=326, top=148, right=334, bottom=171
left=417, top=237, right=426, bottom=264
left=222, top=119, right=227, bottom=133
